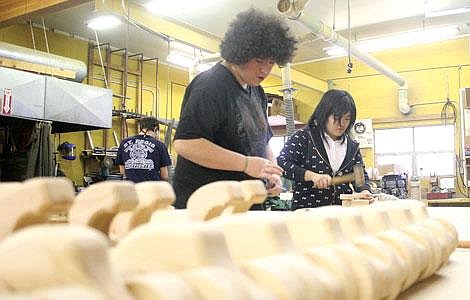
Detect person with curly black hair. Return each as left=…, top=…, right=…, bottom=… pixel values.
left=172, top=8, right=297, bottom=209
left=277, top=89, right=372, bottom=209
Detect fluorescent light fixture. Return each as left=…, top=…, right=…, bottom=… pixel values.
left=167, top=40, right=214, bottom=69
left=324, top=25, right=461, bottom=56
left=426, top=7, right=470, bottom=17
left=167, top=50, right=194, bottom=68
left=144, top=0, right=217, bottom=16
left=170, top=40, right=197, bottom=55
left=196, top=63, right=214, bottom=72
left=87, top=15, right=121, bottom=30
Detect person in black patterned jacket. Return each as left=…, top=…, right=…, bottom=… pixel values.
left=277, top=89, right=372, bottom=210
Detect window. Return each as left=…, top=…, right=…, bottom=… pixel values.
left=374, top=125, right=455, bottom=176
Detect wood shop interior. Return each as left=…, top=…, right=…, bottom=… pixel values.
left=1, top=0, right=470, bottom=299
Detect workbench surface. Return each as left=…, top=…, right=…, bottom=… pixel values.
left=428, top=207, right=470, bottom=241
left=398, top=249, right=470, bottom=299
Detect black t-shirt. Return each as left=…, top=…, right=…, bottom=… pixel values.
left=173, top=62, right=273, bottom=208
left=116, top=134, right=171, bottom=183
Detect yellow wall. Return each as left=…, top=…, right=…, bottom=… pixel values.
left=0, top=24, right=188, bottom=186
left=3, top=22, right=469, bottom=188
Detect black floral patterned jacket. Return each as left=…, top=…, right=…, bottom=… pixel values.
left=277, top=125, right=370, bottom=210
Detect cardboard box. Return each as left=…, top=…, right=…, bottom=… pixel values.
left=377, top=164, right=399, bottom=176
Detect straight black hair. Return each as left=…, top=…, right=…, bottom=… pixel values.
left=307, top=89, right=357, bottom=143
left=140, top=117, right=159, bottom=131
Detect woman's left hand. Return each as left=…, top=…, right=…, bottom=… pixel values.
left=359, top=190, right=375, bottom=203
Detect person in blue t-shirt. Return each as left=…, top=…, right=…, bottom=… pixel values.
left=116, top=117, right=171, bottom=183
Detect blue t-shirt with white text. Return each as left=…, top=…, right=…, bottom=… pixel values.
left=116, top=134, right=171, bottom=183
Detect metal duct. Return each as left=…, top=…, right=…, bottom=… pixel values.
left=282, top=63, right=296, bottom=136
left=277, top=0, right=411, bottom=114
left=0, top=41, right=87, bottom=82
left=0, top=67, right=112, bottom=133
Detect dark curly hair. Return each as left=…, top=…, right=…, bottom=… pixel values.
left=220, top=8, right=297, bottom=66
left=308, top=89, right=357, bottom=143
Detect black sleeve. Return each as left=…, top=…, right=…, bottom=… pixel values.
left=174, top=87, right=225, bottom=142
left=115, top=141, right=125, bottom=165
left=159, top=143, right=172, bottom=167
left=277, top=131, right=309, bottom=182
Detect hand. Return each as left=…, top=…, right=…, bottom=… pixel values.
left=307, top=171, right=331, bottom=189
left=351, top=190, right=375, bottom=203
left=244, top=156, right=283, bottom=179
left=266, top=174, right=282, bottom=197
left=359, top=190, right=375, bottom=203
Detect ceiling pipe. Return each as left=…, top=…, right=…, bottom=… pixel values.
left=0, top=41, right=87, bottom=82
left=281, top=63, right=297, bottom=136
left=276, top=0, right=411, bottom=114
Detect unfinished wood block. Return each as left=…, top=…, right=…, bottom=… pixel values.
left=286, top=209, right=396, bottom=300
left=111, top=222, right=236, bottom=274
left=23, top=177, right=75, bottom=215
left=0, top=178, right=74, bottom=241
left=302, top=246, right=359, bottom=300
left=240, top=256, right=314, bottom=300
left=0, top=225, right=133, bottom=300
left=0, top=278, right=8, bottom=292
left=108, top=212, right=135, bottom=244
left=374, top=205, right=443, bottom=279
left=398, top=200, right=429, bottom=219
left=109, top=181, right=176, bottom=242
left=0, top=294, right=33, bottom=299
left=211, top=214, right=343, bottom=300
left=340, top=194, right=371, bottom=207
left=417, top=218, right=457, bottom=263
left=111, top=222, right=273, bottom=300
left=33, top=285, right=108, bottom=300
left=182, top=267, right=275, bottom=300
left=398, top=201, right=458, bottom=249
left=231, top=180, right=267, bottom=213
left=68, top=181, right=138, bottom=234
left=358, top=207, right=428, bottom=289
left=0, top=182, right=35, bottom=240
left=0, top=286, right=107, bottom=300
left=150, top=208, right=189, bottom=224
left=135, top=181, right=176, bottom=210
left=342, top=199, right=370, bottom=207
left=316, top=206, right=408, bottom=297
left=126, top=272, right=201, bottom=300
left=286, top=211, right=345, bottom=247
left=0, top=294, right=35, bottom=299
left=378, top=200, right=458, bottom=262
left=211, top=214, right=294, bottom=261
left=187, top=181, right=245, bottom=221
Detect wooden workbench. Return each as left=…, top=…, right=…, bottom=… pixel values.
left=427, top=197, right=470, bottom=207
left=398, top=249, right=470, bottom=299
left=396, top=206, right=470, bottom=298
left=428, top=206, right=470, bottom=241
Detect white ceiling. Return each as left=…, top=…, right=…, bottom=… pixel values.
left=32, top=0, right=470, bottom=67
